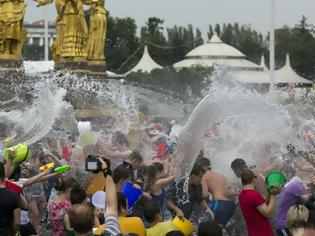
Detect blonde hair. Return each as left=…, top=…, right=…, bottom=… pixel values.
left=287, top=205, right=309, bottom=230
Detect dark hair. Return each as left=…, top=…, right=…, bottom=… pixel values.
left=195, top=158, right=211, bottom=170
left=0, top=162, right=5, bottom=181
left=117, top=192, right=128, bottom=213
left=152, top=162, right=164, bottom=173
left=305, top=194, right=315, bottom=229
left=68, top=205, right=94, bottom=234
left=190, top=165, right=206, bottom=177
left=198, top=221, right=222, bottom=236
left=129, top=151, right=143, bottom=163
left=143, top=200, right=161, bottom=223
left=231, top=158, right=247, bottom=170
left=115, top=132, right=129, bottom=147
left=55, top=175, right=78, bottom=192
left=113, top=166, right=130, bottom=184
left=144, top=165, right=159, bottom=192
left=166, top=231, right=184, bottom=236
left=9, top=165, right=21, bottom=181
left=240, top=169, right=256, bottom=186
left=70, top=186, right=87, bottom=205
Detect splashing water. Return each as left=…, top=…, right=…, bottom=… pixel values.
left=172, top=68, right=297, bottom=180
left=0, top=78, right=69, bottom=148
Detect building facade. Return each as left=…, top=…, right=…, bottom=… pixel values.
left=24, top=20, right=56, bottom=46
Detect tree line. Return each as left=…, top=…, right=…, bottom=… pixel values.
left=23, top=14, right=315, bottom=80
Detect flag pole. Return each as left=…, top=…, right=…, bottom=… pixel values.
left=269, top=0, right=276, bottom=93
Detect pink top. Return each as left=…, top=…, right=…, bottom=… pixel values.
left=49, top=199, right=71, bottom=236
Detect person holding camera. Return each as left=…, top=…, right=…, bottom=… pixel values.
left=69, top=157, right=121, bottom=236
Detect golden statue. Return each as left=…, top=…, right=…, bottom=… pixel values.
left=86, top=0, right=106, bottom=64
left=0, top=0, right=27, bottom=60
left=36, top=0, right=89, bottom=62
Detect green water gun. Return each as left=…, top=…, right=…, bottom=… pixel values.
left=54, top=165, right=71, bottom=173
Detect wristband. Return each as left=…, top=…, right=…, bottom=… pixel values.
left=103, top=168, right=112, bottom=177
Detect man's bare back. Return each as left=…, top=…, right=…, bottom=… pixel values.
left=202, top=170, right=236, bottom=201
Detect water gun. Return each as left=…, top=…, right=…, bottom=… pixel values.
left=39, top=163, right=55, bottom=171
left=54, top=165, right=71, bottom=174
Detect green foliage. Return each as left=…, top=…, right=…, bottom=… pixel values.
left=23, top=44, right=45, bottom=60
left=126, top=67, right=212, bottom=98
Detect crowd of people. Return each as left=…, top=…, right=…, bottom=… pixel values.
left=1, top=118, right=315, bottom=236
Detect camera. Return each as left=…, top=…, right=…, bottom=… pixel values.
left=85, top=155, right=111, bottom=173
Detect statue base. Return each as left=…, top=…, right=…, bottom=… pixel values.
left=0, top=59, right=25, bottom=111
left=87, top=62, right=107, bottom=77
left=54, top=61, right=90, bottom=75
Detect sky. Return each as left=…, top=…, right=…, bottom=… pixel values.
left=25, top=0, right=315, bottom=38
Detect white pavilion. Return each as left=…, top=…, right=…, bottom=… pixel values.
left=126, top=46, right=163, bottom=74
left=173, top=33, right=313, bottom=85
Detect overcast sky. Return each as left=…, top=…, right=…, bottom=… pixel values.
left=25, top=0, right=315, bottom=38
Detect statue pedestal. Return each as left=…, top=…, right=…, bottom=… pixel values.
left=0, top=59, right=25, bottom=111
left=54, top=61, right=90, bottom=76
left=87, top=61, right=107, bottom=77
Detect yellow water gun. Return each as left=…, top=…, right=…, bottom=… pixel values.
left=39, top=163, right=55, bottom=171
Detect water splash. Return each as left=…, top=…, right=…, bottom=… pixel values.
left=0, top=78, right=68, bottom=148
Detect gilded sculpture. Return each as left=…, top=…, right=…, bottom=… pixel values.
left=35, top=0, right=89, bottom=62
left=0, top=0, right=27, bottom=60
left=86, top=0, right=106, bottom=64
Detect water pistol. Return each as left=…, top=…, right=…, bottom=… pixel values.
left=39, top=163, right=55, bottom=171
left=54, top=165, right=71, bottom=174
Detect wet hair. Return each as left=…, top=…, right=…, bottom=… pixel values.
left=190, top=165, right=205, bottom=177
left=144, top=165, right=159, bottom=192
left=55, top=175, right=78, bottom=192
left=240, top=169, right=256, bottom=186
left=198, top=220, right=222, bottom=236
left=287, top=205, right=309, bottom=230
left=305, top=194, right=315, bottom=229
left=68, top=205, right=94, bottom=234
left=143, top=200, right=161, bottom=223
left=0, top=162, right=5, bottom=181
left=152, top=162, right=164, bottom=173
left=115, top=132, right=129, bottom=147
left=129, top=151, right=143, bottom=163
left=166, top=231, right=184, bottom=236
left=9, top=165, right=21, bottom=181
left=231, top=158, right=247, bottom=170
left=195, top=157, right=211, bottom=170
left=117, top=192, right=128, bottom=214
left=70, top=186, right=87, bottom=205
left=113, top=166, right=130, bottom=184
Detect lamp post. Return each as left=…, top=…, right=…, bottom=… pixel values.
left=269, top=0, right=276, bottom=93
left=44, top=7, right=49, bottom=61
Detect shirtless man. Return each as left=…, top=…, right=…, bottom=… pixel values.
left=196, top=158, right=237, bottom=226
left=231, top=158, right=267, bottom=197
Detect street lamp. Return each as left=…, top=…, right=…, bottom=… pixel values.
left=269, top=0, right=276, bottom=93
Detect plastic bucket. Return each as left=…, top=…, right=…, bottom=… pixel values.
left=121, top=182, right=142, bottom=208
left=3, top=143, right=30, bottom=165
left=172, top=216, right=195, bottom=236
left=266, top=171, right=286, bottom=190
left=5, top=180, right=22, bottom=193
left=92, top=191, right=106, bottom=209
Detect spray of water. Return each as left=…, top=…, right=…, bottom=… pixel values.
left=0, top=78, right=68, bottom=148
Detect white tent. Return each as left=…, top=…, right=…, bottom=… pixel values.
left=275, top=54, right=312, bottom=84
left=126, top=46, right=163, bottom=74
left=174, top=33, right=262, bottom=71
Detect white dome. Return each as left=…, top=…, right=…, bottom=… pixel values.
left=186, top=33, right=245, bottom=58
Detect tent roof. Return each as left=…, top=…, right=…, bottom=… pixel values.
left=275, top=54, right=312, bottom=84
left=186, top=33, right=245, bottom=58
left=126, top=46, right=163, bottom=74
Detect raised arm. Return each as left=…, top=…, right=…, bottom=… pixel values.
left=154, top=175, right=175, bottom=190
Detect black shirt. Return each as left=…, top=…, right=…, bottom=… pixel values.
left=0, top=187, right=20, bottom=235
left=167, top=178, right=203, bottom=219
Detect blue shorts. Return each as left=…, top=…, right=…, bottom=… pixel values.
left=208, top=200, right=236, bottom=225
